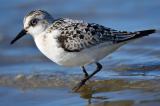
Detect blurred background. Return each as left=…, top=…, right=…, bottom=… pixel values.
left=0, top=0, right=160, bottom=106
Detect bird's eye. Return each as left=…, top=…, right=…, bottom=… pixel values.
left=30, top=18, right=39, bottom=26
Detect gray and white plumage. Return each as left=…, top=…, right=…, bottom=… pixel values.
left=47, top=17, right=155, bottom=52
left=11, top=10, right=156, bottom=91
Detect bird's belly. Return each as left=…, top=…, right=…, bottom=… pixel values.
left=35, top=37, right=123, bottom=67
left=57, top=42, right=123, bottom=67
left=56, top=51, right=93, bottom=67
left=37, top=46, right=92, bottom=67
left=44, top=44, right=122, bottom=67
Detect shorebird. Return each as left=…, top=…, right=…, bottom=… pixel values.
left=11, top=10, right=156, bottom=91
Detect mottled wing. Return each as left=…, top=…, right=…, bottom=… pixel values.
left=51, top=18, right=139, bottom=52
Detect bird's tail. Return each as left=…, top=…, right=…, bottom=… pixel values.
left=134, top=29, right=156, bottom=38
left=116, top=29, right=156, bottom=43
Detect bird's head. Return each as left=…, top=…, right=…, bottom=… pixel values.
left=11, top=10, right=54, bottom=44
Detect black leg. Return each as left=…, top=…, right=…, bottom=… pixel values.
left=73, top=62, right=102, bottom=91
left=81, top=66, right=89, bottom=78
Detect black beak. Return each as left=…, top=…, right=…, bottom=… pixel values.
left=10, top=29, right=27, bottom=45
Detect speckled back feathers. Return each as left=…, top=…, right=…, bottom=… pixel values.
left=47, top=18, right=139, bottom=52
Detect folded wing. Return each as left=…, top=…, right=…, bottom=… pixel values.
left=52, top=18, right=155, bottom=52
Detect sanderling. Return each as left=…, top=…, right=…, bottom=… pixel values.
left=11, top=10, right=157, bottom=91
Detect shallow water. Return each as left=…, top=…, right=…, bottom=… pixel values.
left=0, top=0, right=160, bottom=106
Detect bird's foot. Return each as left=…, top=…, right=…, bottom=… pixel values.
left=72, top=79, right=86, bottom=92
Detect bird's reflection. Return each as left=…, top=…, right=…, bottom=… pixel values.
left=75, top=78, right=157, bottom=106
left=75, top=79, right=130, bottom=105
